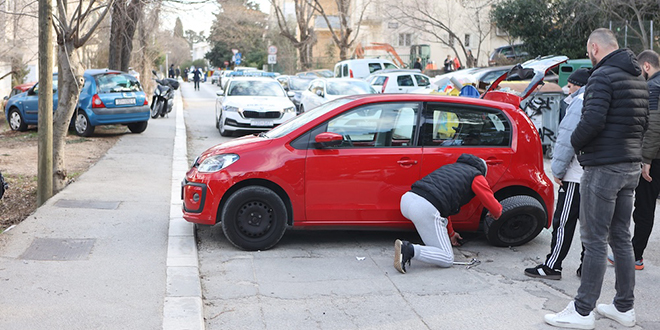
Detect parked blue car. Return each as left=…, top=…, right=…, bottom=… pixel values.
left=5, top=69, right=150, bottom=137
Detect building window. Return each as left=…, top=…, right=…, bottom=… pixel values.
left=398, top=33, right=412, bottom=47
left=465, top=34, right=471, bottom=47
left=388, top=22, right=399, bottom=29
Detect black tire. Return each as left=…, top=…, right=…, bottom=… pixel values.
left=127, top=121, right=148, bottom=133
left=151, top=100, right=163, bottom=119
left=218, top=112, right=232, bottom=137
left=221, top=186, right=288, bottom=251
left=484, top=195, right=546, bottom=247
left=7, top=108, right=27, bottom=131
left=74, top=110, right=95, bottom=137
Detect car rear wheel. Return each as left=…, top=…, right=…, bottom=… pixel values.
left=484, top=195, right=546, bottom=247
left=74, top=110, right=95, bottom=137
left=8, top=108, right=27, bottom=131
left=221, top=186, right=287, bottom=251
left=127, top=121, right=148, bottom=133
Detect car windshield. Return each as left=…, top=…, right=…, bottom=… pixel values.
left=95, top=73, right=143, bottom=93
left=318, top=70, right=334, bottom=78
left=289, top=78, right=312, bottom=91
left=265, top=98, right=352, bottom=138
left=228, top=80, right=285, bottom=96
left=327, top=81, right=373, bottom=95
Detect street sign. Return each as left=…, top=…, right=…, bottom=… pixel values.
left=235, top=52, right=242, bottom=65
left=268, top=54, right=277, bottom=64
left=268, top=45, right=278, bottom=55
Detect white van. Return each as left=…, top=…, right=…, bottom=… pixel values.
left=334, top=59, right=399, bottom=79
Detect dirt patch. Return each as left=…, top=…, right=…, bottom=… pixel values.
left=0, top=114, right=128, bottom=232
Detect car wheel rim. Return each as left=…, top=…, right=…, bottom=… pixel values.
left=236, top=200, right=273, bottom=238
left=498, top=214, right=536, bottom=244
left=9, top=111, right=21, bottom=130
left=75, top=113, right=87, bottom=133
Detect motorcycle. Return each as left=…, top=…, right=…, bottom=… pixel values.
left=151, top=70, right=180, bottom=118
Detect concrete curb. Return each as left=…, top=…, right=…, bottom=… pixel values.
left=163, top=90, right=204, bottom=330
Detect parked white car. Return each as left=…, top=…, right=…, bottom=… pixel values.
left=366, top=70, right=432, bottom=93
left=299, top=78, right=376, bottom=112
left=333, top=59, right=398, bottom=79
left=215, top=77, right=296, bottom=136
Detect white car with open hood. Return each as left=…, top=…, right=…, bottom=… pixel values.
left=215, top=77, right=296, bottom=137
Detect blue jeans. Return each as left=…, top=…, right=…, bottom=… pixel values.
left=574, top=162, right=641, bottom=315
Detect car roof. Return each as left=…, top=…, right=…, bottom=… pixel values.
left=335, top=58, right=396, bottom=65
left=228, top=77, right=279, bottom=82
left=83, top=68, right=127, bottom=76
left=337, top=93, right=518, bottom=111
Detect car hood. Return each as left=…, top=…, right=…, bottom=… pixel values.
left=224, top=96, right=294, bottom=109
left=202, top=135, right=273, bottom=158
left=483, top=55, right=568, bottom=104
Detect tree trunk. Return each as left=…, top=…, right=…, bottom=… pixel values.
left=52, top=42, right=82, bottom=193
left=108, top=2, right=123, bottom=70
left=120, top=0, right=143, bottom=72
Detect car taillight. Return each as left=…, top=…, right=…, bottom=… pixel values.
left=92, top=94, right=105, bottom=108
left=381, top=77, right=389, bottom=93
left=349, top=69, right=354, bottom=78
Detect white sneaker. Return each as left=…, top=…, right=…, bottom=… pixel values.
left=597, top=303, right=636, bottom=327
left=544, top=301, right=595, bottom=329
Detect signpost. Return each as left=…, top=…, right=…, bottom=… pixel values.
left=267, top=45, right=277, bottom=71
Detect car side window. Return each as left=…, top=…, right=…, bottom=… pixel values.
left=368, top=63, right=383, bottom=74
left=325, top=102, right=419, bottom=148
left=397, top=75, right=414, bottom=87
left=342, top=65, right=349, bottom=77
left=421, top=103, right=511, bottom=147
left=414, top=75, right=430, bottom=87
left=384, top=63, right=398, bottom=69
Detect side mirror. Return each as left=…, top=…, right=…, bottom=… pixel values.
left=315, top=89, right=324, bottom=97
left=287, top=91, right=295, bottom=98
left=215, top=91, right=223, bottom=97
left=314, top=132, right=343, bottom=148
left=3, top=96, right=7, bottom=100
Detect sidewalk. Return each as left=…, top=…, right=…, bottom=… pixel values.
left=0, top=91, right=201, bottom=329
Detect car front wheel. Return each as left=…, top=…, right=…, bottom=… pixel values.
left=8, top=108, right=27, bottom=131
left=74, top=110, right=95, bottom=137
left=218, top=112, right=232, bottom=137
left=221, top=186, right=288, bottom=251
left=484, top=195, right=546, bottom=247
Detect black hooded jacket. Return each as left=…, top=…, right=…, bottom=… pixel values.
left=410, top=154, right=487, bottom=217
left=571, top=48, right=649, bottom=166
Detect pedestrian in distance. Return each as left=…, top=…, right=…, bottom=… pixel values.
left=524, top=68, right=590, bottom=281
left=544, top=28, right=649, bottom=330
left=607, top=50, right=660, bottom=272
left=444, top=55, right=453, bottom=73
left=183, top=68, right=189, bottom=82
left=394, top=153, right=502, bottom=274
left=175, top=66, right=181, bottom=79
left=192, top=68, right=202, bottom=91
left=453, top=56, right=461, bottom=71
left=168, top=64, right=175, bottom=79
left=413, top=57, right=423, bottom=70
left=466, top=49, right=476, bottom=68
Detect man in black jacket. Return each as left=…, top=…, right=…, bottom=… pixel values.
left=545, top=28, right=649, bottom=329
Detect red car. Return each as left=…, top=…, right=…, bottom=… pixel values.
left=182, top=56, right=566, bottom=251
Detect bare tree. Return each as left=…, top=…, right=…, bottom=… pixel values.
left=108, top=0, right=144, bottom=71
left=387, top=0, right=497, bottom=67
left=270, top=0, right=316, bottom=70
left=589, top=0, right=658, bottom=50
left=51, top=0, right=114, bottom=192
left=310, top=0, right=370, bottom=61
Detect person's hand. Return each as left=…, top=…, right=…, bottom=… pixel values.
left=553, top=176, right=563, bottom=186
left=450, top=232, right=463, bottom=246
left=642, top=163, right=652, bottom=182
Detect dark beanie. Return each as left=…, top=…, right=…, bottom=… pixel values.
left=567, top=68, right=590, bottom=86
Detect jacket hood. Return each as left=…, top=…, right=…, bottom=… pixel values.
left=593, top=48, right=642, bottom=77
left=457, top=153, right=487, bottom=176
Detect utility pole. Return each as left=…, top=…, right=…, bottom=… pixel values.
left=37, top=0, right=53, bottom=205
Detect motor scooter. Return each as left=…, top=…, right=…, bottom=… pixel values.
left=151, top=70, right=180, bottom=118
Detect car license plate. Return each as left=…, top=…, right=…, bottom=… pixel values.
left=115, top=98, right=136, bottom=105
left=252, top=120, right=273, bottom=127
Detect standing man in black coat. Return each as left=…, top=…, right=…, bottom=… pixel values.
left=545, top=28, right=649, bottom=329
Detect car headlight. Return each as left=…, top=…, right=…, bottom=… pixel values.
left=224, top=105, right=240, bottom=112
left=283, top=106, right=295, bottom=113
left=197, top=154, right=239, bottom=173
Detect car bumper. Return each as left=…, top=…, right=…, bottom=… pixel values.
left=222, top=112, right=295, bottom=131
left=87, top=105, right=150, bottom=125
left=181, top=170, right=231, bottom=225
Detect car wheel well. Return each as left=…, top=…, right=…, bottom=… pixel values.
left=216, top=179, right=293, bottom=227
left=484, top=185, right=548, bottom=226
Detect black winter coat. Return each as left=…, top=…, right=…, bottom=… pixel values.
left=410, top=153, right=486, bottom=217
left=571, top=49, right=649, bottom=166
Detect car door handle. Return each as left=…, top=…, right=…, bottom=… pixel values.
left=397, top=159, right=418, bottom=165
left=486, top=159, right=503, bottom=165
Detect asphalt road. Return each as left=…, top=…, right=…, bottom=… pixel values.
left=181, top=79, right=660, bottom=329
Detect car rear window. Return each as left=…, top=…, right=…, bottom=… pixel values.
left=95, top=73, right=143, bottom=93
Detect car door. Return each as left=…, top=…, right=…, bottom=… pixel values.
left=23, top=79, right=58, bottom=123
left=396, top=74, right=415, bottom=93
left=419, top=102, right=513, bottom=228
left=414, top=74, right=431, bottom=91
left=304, top=101, right=422, bottom=224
